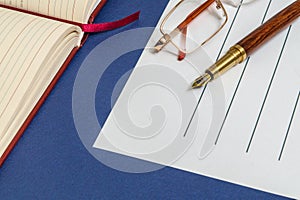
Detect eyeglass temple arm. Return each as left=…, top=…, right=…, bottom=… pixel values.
left=178, top=0, right=223, bottom=61
left=177, top=0, right=216, bottom=30
left=154, top=0, right=216, bottom=52
left=178, top=0, right=215, bottom=60
left=178, top=27, right=187, bottom=61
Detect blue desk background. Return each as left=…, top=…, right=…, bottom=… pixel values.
left=0, top=1, right=291, bottom=199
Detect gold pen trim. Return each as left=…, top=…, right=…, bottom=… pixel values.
left=207, top=44, right=247, bottom=80
left=192, top=44, right=247, bottom=88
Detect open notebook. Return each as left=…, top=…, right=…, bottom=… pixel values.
left=0, top=0, right=138, bottom=165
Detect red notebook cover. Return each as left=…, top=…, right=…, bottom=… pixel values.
left=0, top=0, right=108, bottom=166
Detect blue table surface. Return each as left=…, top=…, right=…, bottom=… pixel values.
left=0, top=0, right=291, bottom=199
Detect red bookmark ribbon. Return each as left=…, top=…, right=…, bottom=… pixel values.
left=0, top=4, right=140, bottom=33
left=81, top=11, right=140, bottom=33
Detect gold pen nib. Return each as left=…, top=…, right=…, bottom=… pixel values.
left=192, top=73, right=211, bottom=89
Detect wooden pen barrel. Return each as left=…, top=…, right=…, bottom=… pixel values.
left=237, top=0, right=300, bottom=56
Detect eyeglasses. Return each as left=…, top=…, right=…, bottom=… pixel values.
left=154, top=0, right=255, bottom=60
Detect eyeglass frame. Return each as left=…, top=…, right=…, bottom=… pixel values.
left=155, top=0, right=229, bottom=56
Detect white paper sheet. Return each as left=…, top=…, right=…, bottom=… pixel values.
left=94, top=0, right=300, bottom=198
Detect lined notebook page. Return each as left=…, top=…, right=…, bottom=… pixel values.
left=0, top=7, right=81, bottom=156
left=0, top=0, right=102, bottom=23
left=95, top=0, right=300, bottom=198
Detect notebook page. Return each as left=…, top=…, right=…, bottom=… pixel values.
left=94, top=0, right=300, bottom=198
left=0, top=7, right=81, bottom=156
left=0, top=0, right=102, bottom=23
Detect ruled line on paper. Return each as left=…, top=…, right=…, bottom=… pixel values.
left=215, top=1, right=243, bottom=61
left=59, top=0, right=63, bottom=19
left=47, top=0, right=50, bottom=15
left=246, top=25, right=293, bottom=153
left=53, top=0, right=57, bottom=17
left=72, top=0, right=77, bottom=21
left=183, top=2, right=242, bottom=138
left=183, top=87, right=206, bottom=137
left=215, top=58, right=250, bottom=144
left=261, top=0, right=273, bottom=24
left=66, top=0, right=70, bottom=20
left=215, top=0, right=272, bottom=145
left=278, top=91, right=300, bottom=161
left=38, top=0, right=40, bottom=12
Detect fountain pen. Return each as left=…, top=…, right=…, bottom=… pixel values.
left=192, top=0, right=300, bottom=88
